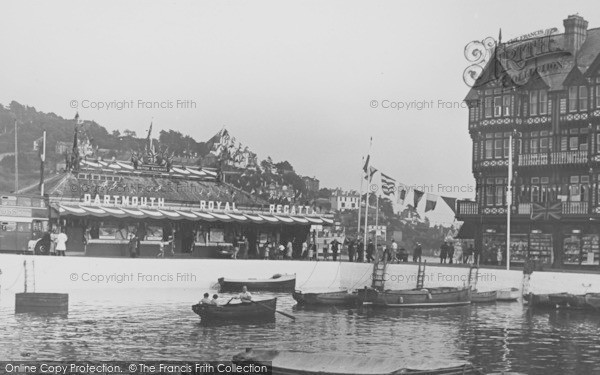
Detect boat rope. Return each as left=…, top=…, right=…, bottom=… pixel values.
left=346, top=264, right=374, bottom=291
left=1, top=267, right=23, bottom=292
left=326, top=262, right=341, bottom=289
left=297, top=260, right=320, bottom=289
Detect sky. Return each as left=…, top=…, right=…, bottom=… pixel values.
left=2, top=0, right=600, bottom=224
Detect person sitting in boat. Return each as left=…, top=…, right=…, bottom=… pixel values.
left=210, top=294, right=219, bottom=305
left=200, top=293, right=212, bottom=304
left=238, top=286, right=253, bottom=303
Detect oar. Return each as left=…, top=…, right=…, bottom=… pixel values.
left=250, top=300, right=296, bottom=320
left=225, top=297, right=235, bottom=305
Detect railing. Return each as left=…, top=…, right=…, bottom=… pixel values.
left=562, top=201, right=588, bottom=215
left=550, top=150, right=588, bottom=165
left=457, top=201, right=478, bottom=215
left=518, top=153, right=548, bottom=167
left=517, top=203, right=531, bottom=215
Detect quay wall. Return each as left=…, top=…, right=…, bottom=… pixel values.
left=1, top=255, right=599, bottom=296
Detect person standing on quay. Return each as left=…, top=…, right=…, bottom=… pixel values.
left=463, top=244, right=473, bottom=264
left=55, top=228, right=68, bottom=256
left=286, top=238, right=294, bottom=260
left=357, top=239, right=364, bottom=262
left=348, top=239, right=356, bottom=262
left=448, top=242, right=455, bottom=264
left=391, top=239, right=398, bottom=263
left=331, top=239, right=339, bottom=261
left=322, top=240, right=329, bottom=261
left=440, top=242, right=448, bottom=264
left=366, top=239, right=375, bottom=263
left=473, top=246, right=481, bottom=265
left=413, top=242, right=422, bottom=263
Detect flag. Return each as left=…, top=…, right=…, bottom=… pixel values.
left=367, top=166, right=378, bottom=182
left=381, top=173, right=396, bottom=196
left=413, top=190, right=424, bottom=208
left=72, top=123, right=79, bottom=157
left=441, top=196, right=457, bottom=214
left=531, top=202, right=562, bottom=220
left=425, top=193, right=437, bottom=212
left=397, top=184, right=407, bottom=204
left=33, top=136, right=43, bottom=151
left=362, top=155, right=370, bottom=175
left=146, top=122, right=153, bottom=152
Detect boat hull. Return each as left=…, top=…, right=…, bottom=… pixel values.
left=357, top=287, right=471, bottom=308
left=527, top=293, right=588, bottom=310
left=218, top=275, right=296, bottom=293
left=471, top=290, right=497, bottom=303
left=233, top=348, right=481, bottom=375
left=585, top=293, right=600, bottom=310
left=293, top=290, right=358, bottom=306
left=496, top=288, right=520, bottom=301
left=192, top=298, right=277, bottom=322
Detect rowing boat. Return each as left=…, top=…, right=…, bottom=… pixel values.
left=292, top=289, right=358, bottom=306
left=471, top=290, right=497, bottom=303
left=584, top=293, right=600, bottom=310
left=526, top=293, right=587, bottom=309
left=357, top=287, right=471, bottom=308
left=191, top=298, right=277, bottom=322
left=232, top=348, right=483, bottom=374
left=218, top=274, right=296, bottom=293
left=496, top=287, right=520, bottom=301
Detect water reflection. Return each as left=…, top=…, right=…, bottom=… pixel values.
left=1, top=289, right=600, bottom=374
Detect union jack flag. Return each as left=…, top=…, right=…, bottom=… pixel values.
left=531, top=202, right=562, bottom=220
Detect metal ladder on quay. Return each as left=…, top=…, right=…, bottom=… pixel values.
left=416, top=260, right=427, bottom=289
left=371, top=253, right=388, bottom=291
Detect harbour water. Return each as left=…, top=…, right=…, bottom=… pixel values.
left=2, top=287, right=600, bottom=375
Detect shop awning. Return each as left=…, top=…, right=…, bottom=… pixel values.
left=57, top=204, right=331, bottom=225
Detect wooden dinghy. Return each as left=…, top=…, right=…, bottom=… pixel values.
left=232, top=348, right=483, bottom=375
left=292, top=289, right=358, bottom=306
left=218, top=274, right=296, bottom=293
left=191, top=298, right=277, bottom=322
left=584, top=293, right=600, bottom=310
left=496, top=287, right=520, bottom=302
left=358, top=286, right=471, bottom=308
left=471, top=290, right=497, bottom=303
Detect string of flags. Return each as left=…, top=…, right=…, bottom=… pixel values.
left=362, top=153, right=459, bottom=214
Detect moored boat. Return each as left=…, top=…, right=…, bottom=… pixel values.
left=192, top=298, right=277, bottom=322
left=526, top=293, right=588, bottom=309
left=496, top=287, right=520, bottom=302
left=357, top=286, right=471, bottom=308
left=585, top=293, right=600, bottom=310
left=471, top=290, right=497, bottom=303
left=292, top=289, right=358, bottom=306
left=232, top=348, right=483, bottom=375
left=218, top=274, right=296, bottom=292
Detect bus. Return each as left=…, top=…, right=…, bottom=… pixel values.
left=0, top=195, right=50, bottom=254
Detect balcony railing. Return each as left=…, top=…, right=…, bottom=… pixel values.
left=550, top=150, right=588, bottom=165
left=562, top=201, right=588, bottom=215
left=518, top=153, right=548, bottom=167
left=457, top=201, right=478, bottom=215
left=458, top=201, right=591, bottom=217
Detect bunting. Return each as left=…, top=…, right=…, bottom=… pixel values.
left=441, top=196, right=457, bottom=214
left=367, top=166, right=378, bottom=182
left=381, top=173, right=396, bottom=196
left=425, top=193, right=437, bottom=212
left=413, top=190, right=424, bottom=208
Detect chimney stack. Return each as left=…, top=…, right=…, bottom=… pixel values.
left=563, top=14, right=588, bottom=56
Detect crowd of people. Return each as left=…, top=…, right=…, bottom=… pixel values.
left=37, top=228, right=69, bottom=256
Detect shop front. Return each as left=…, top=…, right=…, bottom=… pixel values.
left=21, top=162, right=332, bottom=258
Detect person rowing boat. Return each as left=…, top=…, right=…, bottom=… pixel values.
left=237, top=285, right=253, bottom=303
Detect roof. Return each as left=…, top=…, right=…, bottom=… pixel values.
left=464, top=27, right=600, bottom=101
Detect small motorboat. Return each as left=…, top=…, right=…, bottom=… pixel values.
left=357, top=286, right=471, bottom=308
left=496, top=287, right=520, bottom=302
left=471, top=290, right=497, bottom=303
left=232, top=348, right=483, bottom=374
left=292, top=289, right=358, bottom=306
left=192, top=298, right=277, bottom=322
left=218, top=274, right=296, bottom=293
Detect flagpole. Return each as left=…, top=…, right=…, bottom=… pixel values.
left=506, top=133, right=513, bottom=271
left=375, top=193, right=380, bottom=249
left=14, top=119, right=18, bottom=192
left=357, top=156, right=363, bottom=240
left=40, top=130, right=46, bottom=196
left=362, top=137, right=373, bottom=260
